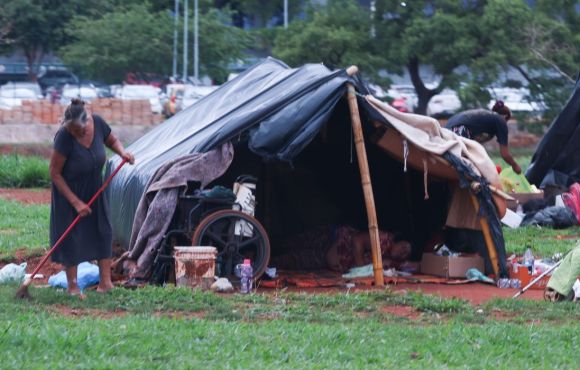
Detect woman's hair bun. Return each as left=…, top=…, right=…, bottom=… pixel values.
left=70, top=98, right=85, bottom=106
left=492, top=100, right=511, bottom=120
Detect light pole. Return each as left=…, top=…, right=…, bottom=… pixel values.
left=284, top=0, right=288, bottom=28
left=193, top=0, right=199, bottom=82
left=182, top=0, right=189, bottom=82
left=172, top=0, right=179, bottom=80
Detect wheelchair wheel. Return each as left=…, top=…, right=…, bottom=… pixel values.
left=191, top=209, right=270, bottom=280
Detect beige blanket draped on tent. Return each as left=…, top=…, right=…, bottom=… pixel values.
left=365, top=96, right=504, bottom=230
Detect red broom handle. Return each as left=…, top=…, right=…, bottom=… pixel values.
left=27, top=159, right=128, bottom=280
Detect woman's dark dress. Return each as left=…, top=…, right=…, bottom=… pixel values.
left=50, top=115, right=112, bottom=267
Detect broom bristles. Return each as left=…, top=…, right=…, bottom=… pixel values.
left=15, top=278, right=33, bottom=299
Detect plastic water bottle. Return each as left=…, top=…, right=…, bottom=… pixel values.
left=238, top=259, right=253, bottom=294
left=523, top=247, right=534, bottom=274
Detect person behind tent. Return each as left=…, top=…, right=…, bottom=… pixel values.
left=49, top=99, right=134, bottom=297
left=270, top=225, right=412, bottom=273
left=445, top=100, right=522, bottom=174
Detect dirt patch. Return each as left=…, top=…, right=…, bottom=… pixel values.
left=0, top=144, right=53, bottom=158
left=0, top=188, right=51, bottom=204
left=0, top=250, right=62, bottom=285
left=381, top=305, right=421, bottom=320
left=51, top=305, right=127, bottom=319
left=387, top=283, right=544, bottom=305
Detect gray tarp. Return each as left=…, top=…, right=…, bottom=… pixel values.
left=107, top=58, right=350, bottom=248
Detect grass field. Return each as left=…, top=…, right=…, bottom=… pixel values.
left=1, top=285, right=579, bottom=368
left=1, top=148, right=579, bottom=368
left=0, top=154, right=50, bottom=188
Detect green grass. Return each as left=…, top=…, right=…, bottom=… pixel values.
left=0, top=285, right=578, bottom=368
left=0, top=154, right=50, bottom=188
left=0, top=198, right=49, bottom=261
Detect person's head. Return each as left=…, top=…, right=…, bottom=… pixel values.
left=492, top=100, right=511, bottom=122
left=62, top=98, right=88, bottom=136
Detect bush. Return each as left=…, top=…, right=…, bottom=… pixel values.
left=0, top=155, right=50, bottom=188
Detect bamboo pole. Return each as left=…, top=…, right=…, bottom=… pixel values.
left=345, top=69, right=384, bottom=286
left=469, top=191, right=501, bottom=278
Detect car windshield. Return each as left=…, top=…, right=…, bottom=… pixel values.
left=122, top=87, right=158, bottom=98
left=0, top=88, right=37, bottom=98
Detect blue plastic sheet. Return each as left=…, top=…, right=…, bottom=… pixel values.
left=48, top=262, right=100, bottom=291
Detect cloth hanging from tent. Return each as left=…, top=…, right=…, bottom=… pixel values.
left=123, top=143, right=233, bottom=279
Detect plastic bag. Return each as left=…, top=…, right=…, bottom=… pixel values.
left=500, top=167, right=534, bottom=193
left=0, top=262, right=27, bottom=284
left=48, top=262, right=100, bottom=291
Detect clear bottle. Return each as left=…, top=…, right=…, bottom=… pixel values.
left=523, top=247, right=534, bottom=275
left=238, top=259, right=253, bottom=294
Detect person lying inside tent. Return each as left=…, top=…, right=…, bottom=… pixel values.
left=270, top=225, right=412, bottom=273
left=445, top=100, right=522, bottom=174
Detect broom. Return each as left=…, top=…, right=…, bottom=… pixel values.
left=15, top=159, right=128, bottom=299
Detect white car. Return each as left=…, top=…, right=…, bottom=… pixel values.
left=1, top=82, right=43, bottom=98
left=118, top=85, right=163, bottom=114
left=179, top=85, right=218, bottom=111
left=0, top=87, right=39, bottom=109
left=60, top=85, right=98, bottom=104
left=427, top=89, right=462, bottom=116
left=487, top=87, right=545, bottom=113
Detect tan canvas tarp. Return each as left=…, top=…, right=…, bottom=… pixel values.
left=365, top=96, right=504, bottom=229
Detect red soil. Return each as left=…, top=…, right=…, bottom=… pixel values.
left=0, top=188, right=51, bottom=204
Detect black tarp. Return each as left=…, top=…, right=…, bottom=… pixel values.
left=107, top=58, right=351, bottom=247
left=526, top=73, right=580, bottom=189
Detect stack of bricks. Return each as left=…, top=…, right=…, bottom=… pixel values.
left=0, top=99, right=163, bottom=125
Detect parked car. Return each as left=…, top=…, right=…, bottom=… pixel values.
left=0, top=81, right=43, bottom=98
left=0, top=87, right=40, bottom=109
left=387, top=84, right=417, bottom=112
left=118, top=84, right=163, bottom=114
left=487, top=87, right=545, bottom=114
left=179, top=85, right=218, bottom=112
left=80, top=80, right=114, bottom=98
left=59, top=85, right=98, bottom=104
left=37, top=69, right=79, bottom=94
left=427, top=89, right=462, bottom=116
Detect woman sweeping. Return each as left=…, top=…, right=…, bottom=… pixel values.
left=50, top=99, right=134, bottom=297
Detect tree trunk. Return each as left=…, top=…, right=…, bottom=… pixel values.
left=407, top=56, right=437, bottom=115
left=24, top=47, right=40, bottom=81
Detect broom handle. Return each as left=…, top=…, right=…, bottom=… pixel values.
left=26, top=159, right=128, bottom=281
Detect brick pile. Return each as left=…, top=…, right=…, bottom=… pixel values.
left=0, top=99, right=163, bottom=125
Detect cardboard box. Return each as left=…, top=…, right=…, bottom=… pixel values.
left=421, top=253, right=484, bottom=278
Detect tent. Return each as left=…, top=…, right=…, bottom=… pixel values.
left=526, top=73, right=580, bottom=190
left=107, top=58, right=509, bottom=284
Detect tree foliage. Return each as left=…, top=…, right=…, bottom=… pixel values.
left=0, top=0, right=111, bottom=79
left=273, top=0, right=384, bottom=79
left=59, top=5, right=174, bottom=83
left=59, top=3, right=250, bottom=83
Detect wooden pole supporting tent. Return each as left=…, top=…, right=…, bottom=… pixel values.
left=345, top=66, right=384, bottom=287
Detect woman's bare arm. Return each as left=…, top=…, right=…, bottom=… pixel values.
left=49, top=151, right=91, bottom=217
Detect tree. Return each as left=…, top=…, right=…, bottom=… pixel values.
left=272, top=0, right=384, bottom=79
left=59, top=5, right=173, bottom=83
left=0, top=0, right=113, bottom=79
left=60, top=4, right=251, bottom=83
